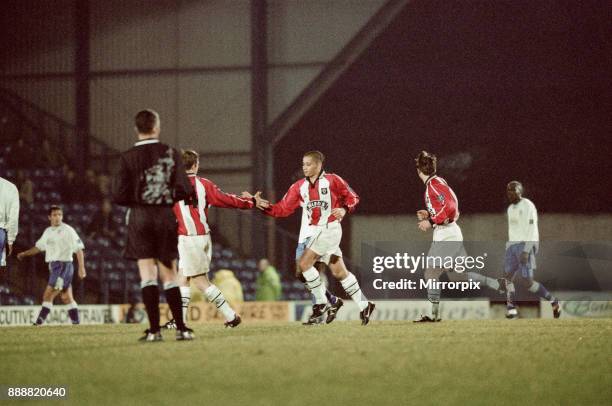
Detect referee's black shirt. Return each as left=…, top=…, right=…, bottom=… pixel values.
left=112, top=139, right=192, bottom=207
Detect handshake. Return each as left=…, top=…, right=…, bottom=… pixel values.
left=242, top=191, right=270, bottom=210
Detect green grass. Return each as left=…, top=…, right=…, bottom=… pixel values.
left=1, top=319, right=611, bottom=406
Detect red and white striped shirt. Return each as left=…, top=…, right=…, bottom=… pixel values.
left=424, top=175, right=460, bottom=225
left=173, top=174, right=253, bottom=236
left=264, top=171, right=359, bottom=225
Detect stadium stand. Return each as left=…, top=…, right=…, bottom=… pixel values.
left=0, top=111, right=310, bottom=304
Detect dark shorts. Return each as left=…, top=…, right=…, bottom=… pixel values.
left=124, top=206, right=178, bottom=267
left=48, top=261, right=74, bottom=290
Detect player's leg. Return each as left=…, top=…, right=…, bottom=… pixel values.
left=463, top=270, right=501, bottom=291
left=416, top=267, right=444, bottom=322
left=156, top=208, right=192, bottom=339
left=127, top=208, right=163, bottom=341
left=315, top=260, right=341, bottom=307
left=176, top=235, right=193, bottom=325
left=500, top=245, right=520, bottom=318
left=516, top=252, right=560, bottom=318
left=178, top=275, right=190, bottom=325
left=298, top=247, right=328, bottom=305
left=35, top=262, right=65, bottom=325
left=35, top=286, right=60, bottom=325
left=158, top=259, right=191, bottom=337
left=296, top=240, right=338, bottom=306
left=162, top=272, right=188, bottom=330
left=192, top=273, right=241, bottom=327
left=138, top=258, right=162, bottom=336
left=60, top=287, right=80, bottom=325
left=328, top=255, right=374, bottom=325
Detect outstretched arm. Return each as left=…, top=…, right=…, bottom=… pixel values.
left=17, top=247, right=42, bottom=260
left=241, top=191, right=269, bottom=210
left=204, top=179, right=254, bottom=209
left=262, top=183, right=301, bottom=218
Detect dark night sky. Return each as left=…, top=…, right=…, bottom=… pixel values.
left=275, top=0, right=611, bottom=218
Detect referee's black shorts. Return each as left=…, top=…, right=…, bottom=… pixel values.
left=124, top=206, right=178, bottom=267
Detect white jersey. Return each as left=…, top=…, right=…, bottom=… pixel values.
left=507, top=198, right=539, bottom=252
left=35, top=223, right=85, bottom=262
left=0, top=177, right=19, bottom=244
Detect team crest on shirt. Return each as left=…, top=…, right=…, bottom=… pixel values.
left=321, top=188, right=328, bottom=195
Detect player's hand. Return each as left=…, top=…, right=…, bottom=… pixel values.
left=241, top=191, right=254, bottom=199
left=16, top=252, right=25, bottom=261
left=331, top=207, right=347, bottom=222
left=78, top=267, right=87, bottom=279
left=416, top=210, right=429, bottom=221
left=418, top=219, right=432, bottom=231
left=520, top=252, right=529, bottom=265
left=253, top=191, right=270, bottom=210
left=8, top=244, right=13, bottom=256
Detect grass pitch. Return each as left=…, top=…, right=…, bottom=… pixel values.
left=1, top=319, right=610, bottom=406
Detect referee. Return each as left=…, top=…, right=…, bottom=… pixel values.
left=113, top=109, right=194, bottom=342
left=0, top=176, right=19, bottom=270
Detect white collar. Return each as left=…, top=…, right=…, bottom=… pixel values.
left=134, top=138, right=160, bottom=146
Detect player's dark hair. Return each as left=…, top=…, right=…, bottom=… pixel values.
left=182, top=149, right=199, bottom=170
left=134, top=109, right=159, bottom=135
left=303, top=150, right=325, bottom=163
left=48, top=205, right=62, bottom=215
left=415, top=151, right=436, bottom=176
left=507, top=181, right=523, bottom=194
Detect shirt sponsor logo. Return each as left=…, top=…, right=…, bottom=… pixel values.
left=306, top=200, right=329, bottom=211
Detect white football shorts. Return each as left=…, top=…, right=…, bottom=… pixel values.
left=178, top=234, right=212, bottom=277
left=307, top=221, right=343, bottom=258
left=428, top=222, right=467, bottom=268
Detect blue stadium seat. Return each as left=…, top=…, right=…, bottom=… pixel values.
left=221, top=248, right=234, bottom=259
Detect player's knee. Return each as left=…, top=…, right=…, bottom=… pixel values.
left=329, top=265, right=346, bottom=279
left=298, top=258, right=311, bottom=273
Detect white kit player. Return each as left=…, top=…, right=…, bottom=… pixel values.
left=0, top=176, right=19, bottom=269
left=17, top=206, right=86, bottom=325
left=253, top=151, right=375, bottom=325
left=501, top=181, right=560, bottom=318
left=170, top=150, right=254, bottom=329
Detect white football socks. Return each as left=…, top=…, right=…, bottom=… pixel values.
left=204, top=285, right=236, bottom=321
left=179, top=286, right=191, bottom=322
left=302, top=267, right=328, bottom=305
left=340, top=272, right=369, bottom=311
